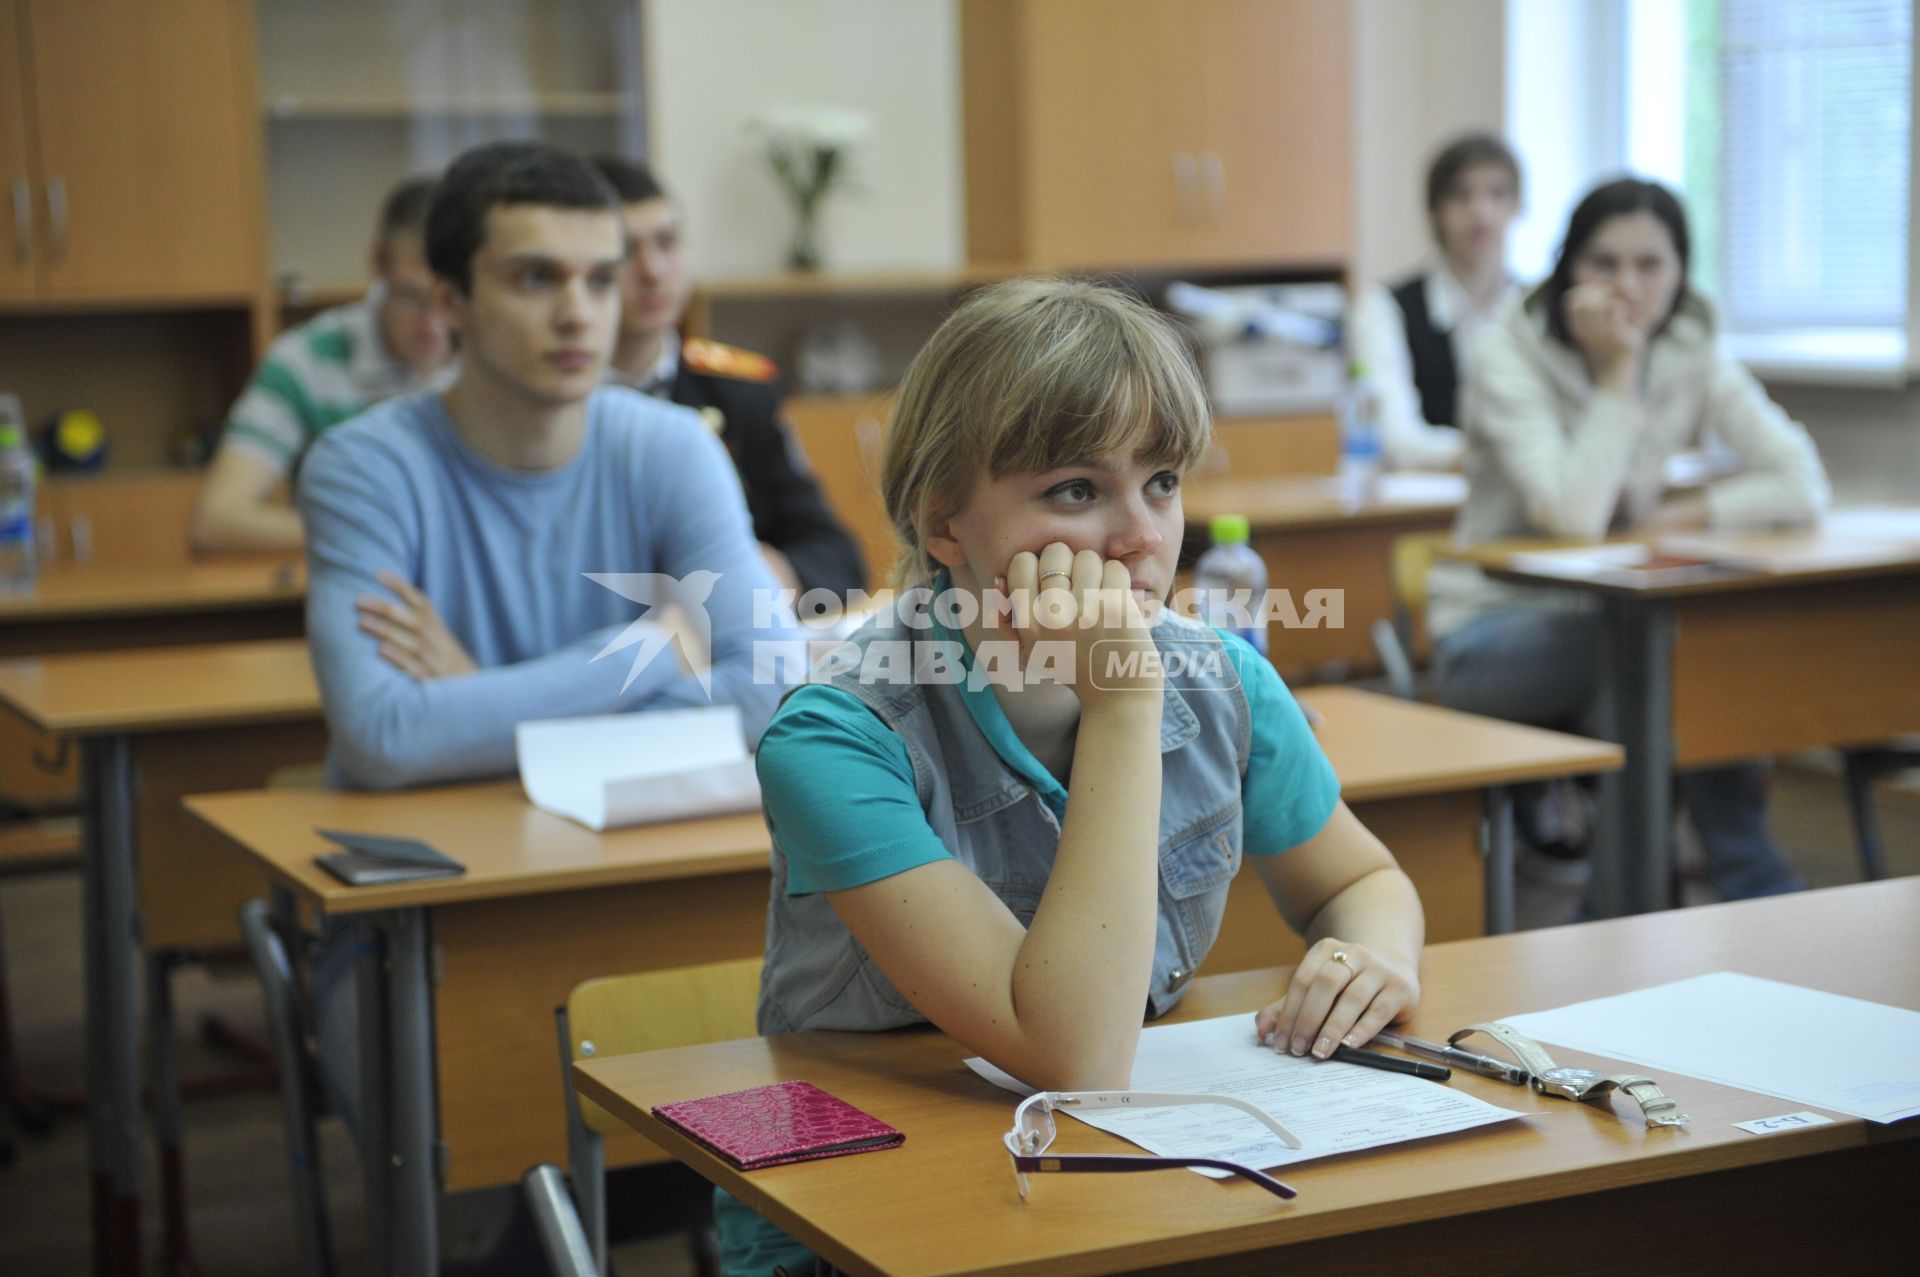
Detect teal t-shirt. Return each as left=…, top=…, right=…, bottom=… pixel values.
left=756, top=626, right=1341, bottom=896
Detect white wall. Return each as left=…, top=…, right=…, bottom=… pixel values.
left=1504, top=0, right=1630, bottom=281
left=643, top=0, right=963, bottom=278
left=1350, top=0, right=1509, bottom=286
left=1765, top=383, right=1920, bottom=505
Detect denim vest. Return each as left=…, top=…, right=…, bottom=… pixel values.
left=756, top=604, right=1252, bottom=1035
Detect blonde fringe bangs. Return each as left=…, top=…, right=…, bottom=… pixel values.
left=883, top=277, right=1211, bottom=588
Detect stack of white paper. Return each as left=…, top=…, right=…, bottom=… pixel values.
left=516, top=706, right=760, bottom=831
left=1503, top=972, right=1920, bottom=1124
left=968, top=1013, right=1525, bottom=1175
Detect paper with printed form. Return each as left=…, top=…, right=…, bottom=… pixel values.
left=967, top=1013, right=1526, bottom=1177
left=1502, top=972, right=1920, bottom=1125
left=516, top=705, right=760, bottom=831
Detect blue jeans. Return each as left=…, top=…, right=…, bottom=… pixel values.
left=1433, top=609, right=1801, bottom=901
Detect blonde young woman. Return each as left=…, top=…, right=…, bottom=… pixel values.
left=724, top=279, right=1427, bottom=1275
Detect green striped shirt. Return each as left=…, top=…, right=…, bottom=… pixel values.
left=216, top=288, right=453, bottom=476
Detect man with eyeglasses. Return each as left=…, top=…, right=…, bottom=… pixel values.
left=192, top=175, right=458, bottom=552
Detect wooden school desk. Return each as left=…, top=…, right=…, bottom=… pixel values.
left=183, top=687, right=1615, bottom=1275
left=1207, top=686, right=1622, bottom=967
left=184, top=783, right=774, bottom=1277
left=1460, top=506, right=1920, bottom=918
left=0, top=638, right=322, bottom=1276
left=577, top=877, right=1920, bottom=1277
left=0, top=558, right=305, bottom=659
left=0, top=557, right=305, bottom=812
left=1182, top=472, right=1464, bottom=682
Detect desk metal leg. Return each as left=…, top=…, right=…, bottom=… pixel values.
left=354, top=917, right=392, bottom=1275
left=82, top=733, right=143, bottom=1276
left=147, top=950, right=202, bottom=1277
left=356, top=909, right=439, bottom=1277
left=1482, top=786, right=1516, bottom=935
left=1592, top=600, right=1676, bottom=917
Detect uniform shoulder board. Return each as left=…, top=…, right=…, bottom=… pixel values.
left=681, top=337, right=778, bottom=383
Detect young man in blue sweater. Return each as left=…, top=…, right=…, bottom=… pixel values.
left=298, top=141, right=797, bottom=1140
left=299, top=141, right=795, bottom=791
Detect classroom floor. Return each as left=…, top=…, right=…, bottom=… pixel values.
left=1, top=760, right=1916, bottom=1277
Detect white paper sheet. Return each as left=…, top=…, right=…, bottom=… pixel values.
left=967, top=1012, right=1526, bottom=1176
left=1372, top=471, right=1469, bottom=507
left=1506, top=543, right=1659, bottom=577
left=516, top=706, right=761, bottom=831
left=1502, top=972, right=1920, bottom=1125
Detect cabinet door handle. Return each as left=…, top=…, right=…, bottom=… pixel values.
left=1200, top=153, right=1226, bottom=220
left=46, top=177, right=67, bottom=263
left=1172, top=152, right=1198, bottom=225
left=9, top=178, right=29, bottom=266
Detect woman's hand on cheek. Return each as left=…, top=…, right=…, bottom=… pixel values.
left=1254, top=938, right=1421, bottom=1060
left=1565, top=284, right=1645, bottom=387
left=983, top=541, right=1158, bottom=708
left=979, top=547, right=1040, bottom=659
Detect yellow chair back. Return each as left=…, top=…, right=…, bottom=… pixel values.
left=1387, top=529, right=1456, bottom=653
left=564, top=957, right=764, bottom=1135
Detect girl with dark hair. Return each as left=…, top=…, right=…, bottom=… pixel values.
left=1348, top=132, right=1524, bottom=471
left=1427, top=177, right=1830, bottom=903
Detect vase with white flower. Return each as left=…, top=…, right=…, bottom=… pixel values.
left=748, top=104, right=873, bottom=272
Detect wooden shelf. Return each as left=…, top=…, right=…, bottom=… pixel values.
left=0, top=289, right=257, bottom=315
left=698, top=262, right=1026, bottom=302
left=264, top=93, right=635, bottom=120
left=276, top=282, right=363, bottom=311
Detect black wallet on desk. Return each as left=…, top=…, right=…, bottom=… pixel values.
left=313, top=828, right=465, bottom=886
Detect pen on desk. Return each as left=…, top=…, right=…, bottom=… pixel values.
left=1327, top=1044, right=1451, bottom=1082
left=1372, top=1030, right=1529, bottom=1086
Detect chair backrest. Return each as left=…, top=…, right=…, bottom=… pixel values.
left=563, top=956, right=764, bottom=1136
left=1373, top=529, right=1458, bottom=700
left=1387, top=529, right=1455, bottom=628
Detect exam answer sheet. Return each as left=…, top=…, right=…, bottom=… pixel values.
left=969, top=1012, right=1526, bottom=1175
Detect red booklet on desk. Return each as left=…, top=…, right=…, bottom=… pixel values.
left=653, top=1080, right=904, bottom=1170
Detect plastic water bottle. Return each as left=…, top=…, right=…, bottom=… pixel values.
left=1193, top=513, right=1268, bottom=656
left=1338, top=361, right=1383, bottom=506
left=0, top=398, right=35, bottom=593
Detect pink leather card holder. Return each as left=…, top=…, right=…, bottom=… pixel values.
left=652, top=1079, right=905, bottom=1171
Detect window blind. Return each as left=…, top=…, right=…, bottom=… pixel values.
left=1719, top=0, right=1912, bottom=330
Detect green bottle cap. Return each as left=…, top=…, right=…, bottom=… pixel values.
left=1209, top=513, right=1251, bottom=544
left=0, top=423, right=23, bottom=449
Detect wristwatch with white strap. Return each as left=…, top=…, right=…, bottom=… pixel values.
left=1450, top=1021, right=1691, bottom=1128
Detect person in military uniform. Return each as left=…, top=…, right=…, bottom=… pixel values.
left=592, top=155, right=866, bottom=599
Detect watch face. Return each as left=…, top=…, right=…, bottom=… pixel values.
left=1537, top=1067, right=1608, bottom=1099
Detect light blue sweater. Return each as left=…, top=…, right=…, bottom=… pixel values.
left=298, top=386, right=795, bottom=790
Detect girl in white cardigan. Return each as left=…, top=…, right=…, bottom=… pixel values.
left=1430, top=178, right=1830, bottom=901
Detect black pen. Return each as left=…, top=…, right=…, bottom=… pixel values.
left=1328, top=1043, right=1451, bottom=1082
left=1372, top=1030, right=1530, bottom=1086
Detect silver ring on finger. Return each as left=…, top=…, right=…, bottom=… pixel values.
left=1038, top=569, right=1071, bottom=583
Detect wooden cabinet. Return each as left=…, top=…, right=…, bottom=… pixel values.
left=0, top=1, right=34, bottom=300
left=964, top=0, right=1351, bottom=271
left=1, top=0, right=263, bottom=303
left=256, top=0, right=643, bottom=290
